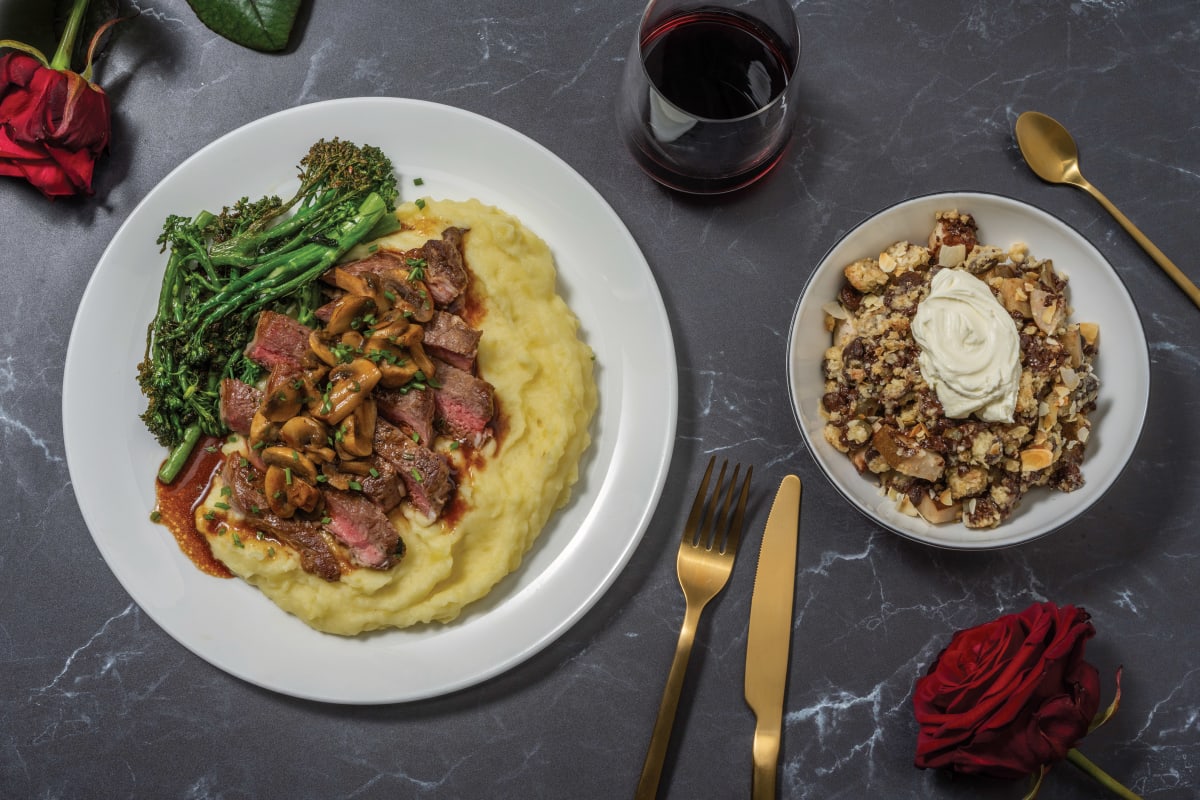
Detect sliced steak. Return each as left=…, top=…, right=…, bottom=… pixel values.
left=244, top=311, right=313, bottom=372
left=422, top=311, right=481, bottom=372
left=221, top=457, right=340, bottom=581
left=373, top=419, right=453, bottom=518
left=326, top=250, right=405, bottom=283
left=219, top=378, right=263, bottom=436
left=375, top=385, right=435, bottom=446
left=322, top=489, right=402, bottom=569
left=360, top=455, right=406, bottom=513
left=432, top=359, right=494, bottom=440
left=421, top=227, right=469, bottom=307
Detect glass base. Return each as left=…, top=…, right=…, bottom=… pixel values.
left=626, top=138, right=791, bottom=194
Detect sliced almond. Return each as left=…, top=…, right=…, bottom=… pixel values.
left=1079, top=321, right=1100, bottom=348
left=1020, top=447, right=1055, bottom=472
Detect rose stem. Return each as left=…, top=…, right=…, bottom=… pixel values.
left=49, top=0, right=91, bottom=71
left=1065, top=749, right=1143, bottom=800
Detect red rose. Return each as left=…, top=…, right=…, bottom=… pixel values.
left=0, top=50, right=111, bottom=197
left=913, top=601, right=1101, bottom=779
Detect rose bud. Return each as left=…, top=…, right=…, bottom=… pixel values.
left=0, top=0, right=123, bottom=198
left=0, top=51, right=111, bottom=197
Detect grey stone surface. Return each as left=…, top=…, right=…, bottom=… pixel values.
left=1, top=1, right=1197, bottom=798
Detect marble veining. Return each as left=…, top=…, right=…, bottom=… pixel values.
left=1, top=0, right=1198, bottom=797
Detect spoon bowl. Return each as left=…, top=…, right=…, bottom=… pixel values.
left=1014, top=111, right=1086, bottom=186
left=1015, top=110, right=1200, bottom=310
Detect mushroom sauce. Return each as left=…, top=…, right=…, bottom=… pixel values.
left=190, top=199, right=597, bottom=634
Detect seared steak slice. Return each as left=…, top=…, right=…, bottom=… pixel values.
left=432, top=359, right=494, bottom=440
left=219, top=378, right=263, bottom=436
left=221, top=457, right=340, bottom=581
left=325, top=250, right=404, bottom=283
left=375, top=385, right=435, bottom=445
left=373, top=419, right=452, bottom=518
left=422, top=311, right=481, bottom=372
left=245, top=311, right=312, bottom=372
left=360, top=455, right=406, bottom=513
left=421, top=227, right=469, bottom=307
left=322, top=489, right=402, bottom=569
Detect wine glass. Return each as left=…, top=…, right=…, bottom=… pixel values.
left=616, top=0, right=802, bottom=194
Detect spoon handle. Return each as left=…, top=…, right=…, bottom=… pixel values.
left=1079, top=179, right=1200, bottom=310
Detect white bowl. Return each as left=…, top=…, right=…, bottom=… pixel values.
left=786, top=192, right=1149, bottom=550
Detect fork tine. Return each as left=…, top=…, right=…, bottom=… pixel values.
left=710, top=463, right=740, bottom=552
left=698, top=459, right=729, bottom=548
left=721, top=464, right=753, bottom=554
left=682, top=456, right=717, bottom=546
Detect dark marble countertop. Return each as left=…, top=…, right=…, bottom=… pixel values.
left=2, top=1, right=1197, bottom=798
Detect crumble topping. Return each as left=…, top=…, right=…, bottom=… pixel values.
left=820, top=210, right=1100, bottom=529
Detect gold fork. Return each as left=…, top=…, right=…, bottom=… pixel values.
left=635, top=456, right=753, bottom=800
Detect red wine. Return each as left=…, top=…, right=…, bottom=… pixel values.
left=641, top=10, right=792, bottom=120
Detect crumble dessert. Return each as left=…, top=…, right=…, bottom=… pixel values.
left=820, top=210, right=1100, bottom=529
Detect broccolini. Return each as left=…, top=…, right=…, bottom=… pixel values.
left=138, top=138, right=399, bottom=482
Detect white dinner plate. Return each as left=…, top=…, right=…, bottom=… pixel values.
left=787, top=191, right=1149, bottom=549
left=63, top=98, right=677, bottom=703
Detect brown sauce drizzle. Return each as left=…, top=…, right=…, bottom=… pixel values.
left=153, top=435, right=232, bottom=578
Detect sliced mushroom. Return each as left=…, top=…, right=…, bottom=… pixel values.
left=262, top=446, right=319, bottom=483
left=263, top=465, right=297, bottom=517
left=330, top=267, right=384, bottom=301
left=325, top=293, right=376, bottom=335
left=380, top=270, right=434, bottom=322
left=872, top=425, right=945, bottom=482
left=280, top=416, right=335, bottom=463
left=264, top=464, right=322, bottom=517
left=261, top=374, right=306, bottom=421
left=312, top=358, right=382, bottom=424
left=335, top=397, right=377, bottom=459
left=249, top=410, right=280, bottom=451
left=309, top=330, right=341, bottom=367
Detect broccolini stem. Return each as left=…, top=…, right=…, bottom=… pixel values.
left=157, top=423, right=202, bottom=483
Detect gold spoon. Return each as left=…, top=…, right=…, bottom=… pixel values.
left=1015, top=110, right=1200, bottom=309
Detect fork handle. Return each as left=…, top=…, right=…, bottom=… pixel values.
left=635, top=602, right=704, bottom=800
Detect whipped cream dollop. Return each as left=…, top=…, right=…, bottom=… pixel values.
left=912, top=269, right=1021, bottom=422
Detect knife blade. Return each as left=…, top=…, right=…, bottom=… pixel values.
left=744, top=474, right=802, bottom=800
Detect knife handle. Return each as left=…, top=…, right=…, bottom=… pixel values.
left=750, top=724, right=780, bottom=800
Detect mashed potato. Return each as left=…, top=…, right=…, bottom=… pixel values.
left=198, top=199, right=598, bottom=635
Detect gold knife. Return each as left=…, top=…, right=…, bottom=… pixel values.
left=744, top=475, right=802, bottom=800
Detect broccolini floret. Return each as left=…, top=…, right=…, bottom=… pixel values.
left=137, top=138, right=399, bottom=482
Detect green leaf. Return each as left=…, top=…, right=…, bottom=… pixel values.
left=186, top=0, right=302, bottom=52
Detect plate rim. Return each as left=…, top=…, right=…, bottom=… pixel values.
left=63, top=97, right=678, bottom=703
left=786, top=189, right=1150, bottom=551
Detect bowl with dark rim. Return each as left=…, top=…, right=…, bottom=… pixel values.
left=786, top=191, right=1149, bottom=549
